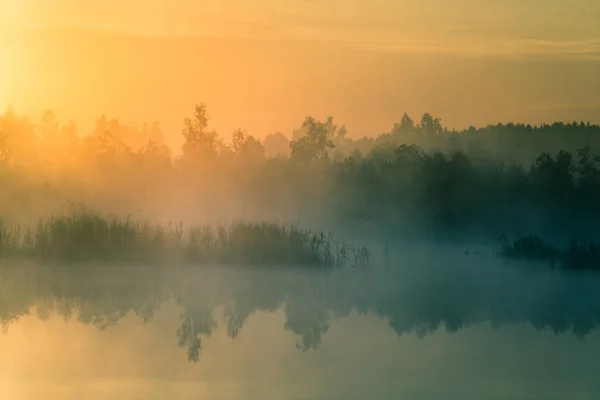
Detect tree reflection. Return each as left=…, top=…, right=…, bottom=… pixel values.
left=1, top=263, right=600, bottom=362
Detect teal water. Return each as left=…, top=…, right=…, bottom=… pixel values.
left=1, top=262, right=599, bottom=400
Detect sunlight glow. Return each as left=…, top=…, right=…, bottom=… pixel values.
left=0, top=0, right=599, bottom=136
left=0, top=30, right=14, bottom=108
left=0, top=1, right=25, bottom=26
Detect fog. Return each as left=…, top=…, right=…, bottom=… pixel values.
left=2, top=1, right=600, bottom=397
left=1, top=250, right=600, bottom=399
left=3, top=106, right=600, bottom=245
left=2, top=102, right=600, bottom=398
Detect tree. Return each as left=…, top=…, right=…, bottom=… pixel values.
left=138, top=138, right=172, bottom=170
left=230, top=129, right=265, bottom=165
left=230, top=129, right=247, bottom=156
left=529, top=150, right=575, bottom=208
left=289, top=116, right=337, bottom=162
left=263, top=132, right=290, bottom=158
left=576, top=143, right=600, bottom=182
left=575, top=144, right=600, bottom=210
left=329, top=125, right=350, bottom=161
left=332, top=125, right=348, bottom=145
left=394, top=144, right=424, bottom=168
left=418, top=112, right=443, bottom=136
left=0, top=107, right=38, bottom=171
left=37, top=110, right=80, bottom=174
left=181, top=104, right=221, bottom=165
left=391, top=113, right=415, bottom=137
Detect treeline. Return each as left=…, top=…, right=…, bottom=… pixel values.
left=331, top=142, right=600, bottom=241
left=2, top=104, right=600, bottom=241
left=499, top=235, right=600, bottom=271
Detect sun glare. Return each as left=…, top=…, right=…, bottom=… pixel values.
left=0, top=39, right=10, bottom=108
left=0, top=1, right=19, bottom=25
left=0, top=22, right=17, bottom=109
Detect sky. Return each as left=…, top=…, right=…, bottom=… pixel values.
left=0, top=0, right=599, bottom=143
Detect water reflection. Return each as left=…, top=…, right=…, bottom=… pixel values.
left=1, top=257, right=600, bottom=399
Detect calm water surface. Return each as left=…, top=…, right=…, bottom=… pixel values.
left=1, top=255, right=599, bottom=400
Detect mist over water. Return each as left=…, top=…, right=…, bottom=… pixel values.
left=2, top=249, right=600, bottom=400
left=3, top=28, right=600, bottom=398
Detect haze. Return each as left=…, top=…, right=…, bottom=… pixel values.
left=2, top=261, right=600, bottom=400
left=1, top=0, right=599, bottom=145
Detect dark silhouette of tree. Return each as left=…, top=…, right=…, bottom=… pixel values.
left=3, top=104, right=600, bottom=242
left=575, top=143, right=600, bottom=210
left=177, top=306, right=216, bottom=363
left=180, top=104, right=221, bottom=167
left=391, top=113, right=415, bottom=138
left=289, top=116, right=337, bottom=162
left=230, top=129, right=265, bottom=165
left=263, top=132, right=290, bottom=158
left=2, top=262, right=600, bottom=365
left=418, top=112, right=443, bottom=136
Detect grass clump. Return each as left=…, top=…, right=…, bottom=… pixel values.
left=498, top=234, right=600, bottom=271
left=498, top=234, right=561, bottom=263
left=0, top=208, right=370, bottom=269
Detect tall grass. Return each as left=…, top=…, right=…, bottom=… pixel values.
left=0, top=208, right=370, bottom=269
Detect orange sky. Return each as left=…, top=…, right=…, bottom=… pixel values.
left=1, top=0, right=599, bottom=143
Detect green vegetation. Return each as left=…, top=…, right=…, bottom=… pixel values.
left=499, top=235, right=600, bottom=271
left=2, top=104, right=600, bottom=241
left=0, top=208, right=370, bottom=269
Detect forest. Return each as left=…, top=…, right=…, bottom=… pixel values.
left=2, top=104, right=600, bottom=268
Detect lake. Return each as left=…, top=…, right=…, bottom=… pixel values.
left=1, top=253, right=599, bottom=400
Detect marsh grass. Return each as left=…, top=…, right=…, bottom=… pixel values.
left=0, top=208, right=370, bottom=269
left=498, top=234, right=600, bottom=271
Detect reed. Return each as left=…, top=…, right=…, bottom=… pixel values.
left=0, top=208, right=370, bottom=269
left=498, top=234, right=600, bottom=271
